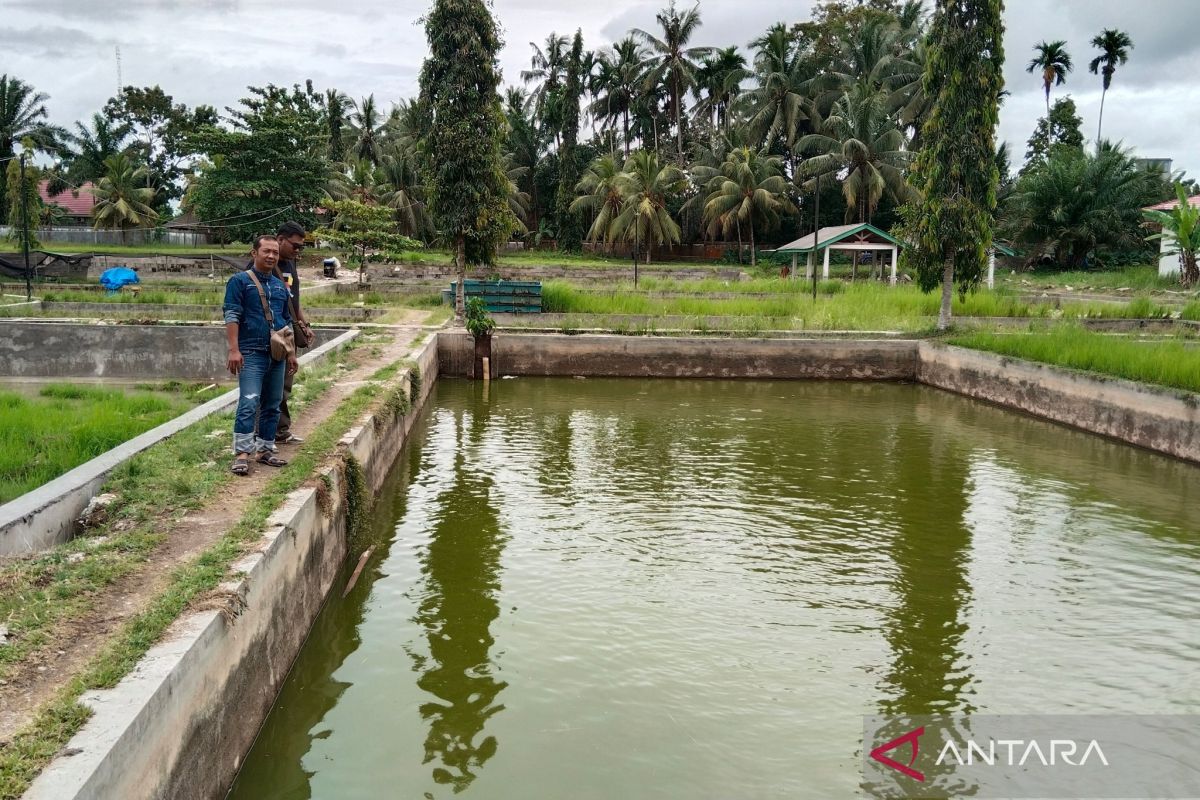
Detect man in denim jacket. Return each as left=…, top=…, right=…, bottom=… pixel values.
left=223, top=235, right=298, bottom=475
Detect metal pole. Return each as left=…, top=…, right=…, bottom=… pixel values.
left=811, top=172, right=820, bottom=303
left=633, top=223, right=639, bottom=289
left=19, top=153, right=31, bottom=301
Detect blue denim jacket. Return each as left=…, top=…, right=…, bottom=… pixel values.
left=223, top=269, right=293, bottom=354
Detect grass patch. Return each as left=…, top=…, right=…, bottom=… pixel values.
left=0, top=354, right=383, bottom=798
left=0, top=384, right=205, bottom=504
left=39, top=289, right=223, bottom=305
left=996, top=264, right=1185, bottom=293
left=949, top=326, right=1200, bottom=394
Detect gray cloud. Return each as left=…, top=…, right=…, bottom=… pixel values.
left=4, top=0, right=1197, bottom=177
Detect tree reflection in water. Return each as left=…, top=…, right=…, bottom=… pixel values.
left=412, top=401, right=508, bottom=793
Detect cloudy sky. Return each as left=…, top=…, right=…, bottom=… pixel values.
left=5, top=0, right=1199, bottom=177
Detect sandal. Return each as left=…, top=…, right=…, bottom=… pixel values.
left=257, top=452, right=288, bottom=468
left=231, top=454, right=251, bottom=476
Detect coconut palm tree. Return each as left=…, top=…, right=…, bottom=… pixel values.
left=329, top=158, right=377, bottom=204
left=612, top=150, right=686, bottom=263
left=324, top=89, right=353, bottom=162
left=740, top=23, right=817, bottom=154
left=570, top=153, right=626, bottom=247
left=590, top=39, right=648, bottom=158
left=60, top=113, right=132, bottom=185
left=348, top=95, right=385, bottom=165
left=522, top=33, right=570, bottom=144
left=375, top=145, right=433, bottom=241
left=1144, top=183, right=1200, bottom=287
left=502, top=153, right=532, bottom=234
left=633, top=1, right=714, bottom=158
left=692, top=47, right=747, bottom=134
left=798, top=84, right=912, bottom=226
left=88, top=153, right=157, bottom=244
left=701, top=147, right=796, bottom=266
left=1026, top=40, right=1073, bottom=114
left=1088, top=29, right=1133, bottom=144
left=1, top=75, right=66, bottom=221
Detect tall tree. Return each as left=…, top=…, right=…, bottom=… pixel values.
left=420, top=0, right=515, bottom=319
left=521, top=33, right=570, bottom=147
left=349, top=95, right=385, bottom=165
left=633, top=1, right=713, bottom=159
left=1026, top=40, right=1072, bottom=114
left=0, top=75, right=65, bottom=222
left=589, top=38, right=645, bottom=157
left=693, top=47, right=747, bottom=134
left=1023, top=96, right=1084, bottom=168
left=612, top=150, right=686, bottom=263
left=5, top=154, right=43, bottom=250
left=701, top=147, right=796, bottom=266
left=571, top=154, right=627, bottom=247
left=741, top=23, right=814, bottom=152
left=375, top=144, right=434, bottom=241
left=556, top=31, right=586, bottom=251
left=104, top=85, right=217, bottom=210
left=1088, top=29, right=1133, bottom=144
left=88, top=153, right=158, bottom=244
left=324, top=89, right=353, bottom=162
left=59, top=113, right=132, bottom=186
left=799, top=84, right=911, bottom=224
left=902, top=0, right=1005, bottom=331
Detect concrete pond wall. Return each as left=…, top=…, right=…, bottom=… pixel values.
left=0, top=321, right=351, bottom=382
left=22, top=331, right=1200, bottom=800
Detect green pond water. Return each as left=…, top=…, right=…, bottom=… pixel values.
left=227, top=377, right=1200, bottom=800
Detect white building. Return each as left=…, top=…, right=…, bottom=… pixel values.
left=1144, top=194, right=1200, bottom=277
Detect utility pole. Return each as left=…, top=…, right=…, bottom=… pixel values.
left=19, top=153, right=32, bottom=301
left=811, top=172, right=820, bottom=303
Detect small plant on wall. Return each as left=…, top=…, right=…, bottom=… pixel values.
left=465, top=297, right=495, bottom=340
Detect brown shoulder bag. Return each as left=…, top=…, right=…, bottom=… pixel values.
left=274, top=266, right=315, bottom=349
left=245, top=270, right=296, bottom=361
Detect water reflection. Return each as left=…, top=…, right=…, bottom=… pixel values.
left=411, top=400, right=508, bottom=793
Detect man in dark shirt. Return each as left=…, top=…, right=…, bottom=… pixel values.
left=245, top=220, right=311, bottom=444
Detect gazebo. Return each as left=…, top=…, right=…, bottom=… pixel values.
left=774, top=223, right=903, bottom=285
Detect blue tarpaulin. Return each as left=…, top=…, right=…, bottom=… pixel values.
left=99, top=267, right=139, bottom=293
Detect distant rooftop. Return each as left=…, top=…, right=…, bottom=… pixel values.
left=38, top=181, right=97, bottom=217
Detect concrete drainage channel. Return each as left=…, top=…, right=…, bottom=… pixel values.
left=0, top=322, right=359, bottom=554
left=21, top=332, right=1200, bottom=799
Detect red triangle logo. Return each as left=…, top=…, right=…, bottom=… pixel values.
left=870, top=726, right=926, bottom=782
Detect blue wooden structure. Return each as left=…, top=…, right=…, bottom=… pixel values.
left=443, top=280, right=542, bottom=313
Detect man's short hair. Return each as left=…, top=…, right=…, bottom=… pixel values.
left=252, top=234, right=278, bottom=251
left=277, top=220, right=307, bottom=239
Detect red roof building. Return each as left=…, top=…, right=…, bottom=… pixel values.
left=1144, top=194, right=1200, bottom=212
left=38, top=180, right=98, bottom=222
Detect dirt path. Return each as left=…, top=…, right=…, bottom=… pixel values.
left=0, top=318, right=433, bottom=742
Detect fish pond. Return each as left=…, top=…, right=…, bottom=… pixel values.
left=228, top=377, right=1200, bottom=799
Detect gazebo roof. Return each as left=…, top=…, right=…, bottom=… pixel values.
left=775, top=223, right=902, bottom=254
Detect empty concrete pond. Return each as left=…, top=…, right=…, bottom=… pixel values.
left=227, top=377, right=1200, bottom=799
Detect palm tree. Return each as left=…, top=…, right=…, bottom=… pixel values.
left=1144, top=183, right=1200, bottom=287
left=590, top=38, right=647, bottom=157
left=692, top=47, right=747, bottom=134
left=324, top=89, right=353, bottom=162
left=740, top=23, right=816, bottom=154
left=886, top=37, right=931, bottom=146
left=522, top=33, right=570, bottom=144
left=1026, top=40, right=1073, bottom=114
left=88, top=153, right=157, bottom=244
left=633, top=1, right=714, bottom=158
left=60, top=113, right=132, bottom=185
left=348, top=95, right=385, bottom=165
left=502, top=153, right=532, bottom=234
left=329, top=158, right=378, bottom=204
left=612, top=150, right=686, bottom=263
left=375, top=145, right=433, bottom=241
left=503, top=87, right=546, bottom=233
left=1, top=75, right=66, bottom=221
left=798, top=84, right=912, bottom=226
left=702, top=147, right=796, bottom=266
left=1088, top=29, right=1133, bottom=144
left=570, top=154, right=626, bottom=247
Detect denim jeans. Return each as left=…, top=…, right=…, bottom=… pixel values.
left=233, top=350, right=285, bottom=454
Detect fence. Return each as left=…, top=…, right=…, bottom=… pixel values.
left=0, top=226, right=214, bottom=247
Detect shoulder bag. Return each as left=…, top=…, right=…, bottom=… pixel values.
left=245, top=270, right=296, bottom=361
left=274, top=265, right=315, bottom=349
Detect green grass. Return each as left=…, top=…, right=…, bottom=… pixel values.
left=39, top=289, right=223, bottom=305
left=0, top=384, right=206, bottom=504
left=949, top=326, right=1200, bottom=394
left=996, top=264, right=1186, bottom=293
left=28, top=242, right=255, bottom=257
left=538, top=281, right=1173, bottom=330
